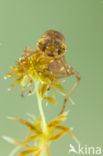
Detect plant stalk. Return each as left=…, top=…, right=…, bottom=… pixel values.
left=35, top=80, right=47, bottom=133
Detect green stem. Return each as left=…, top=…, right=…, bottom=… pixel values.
left=35, top=81, right=47, bottom=133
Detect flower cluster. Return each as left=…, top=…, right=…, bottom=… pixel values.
left=4, top=113, right=78, bottom=156
left=5, top=52, right=66, bottom=104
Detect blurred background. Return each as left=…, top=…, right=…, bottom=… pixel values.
left=0, top=0, right=103, bottom=155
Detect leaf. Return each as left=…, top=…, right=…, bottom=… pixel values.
left=18, top=148, right=38, bottom=156
left=5, top=72, right=22, bottom=78
left=49, top=131, right=65, bottom=141
left=11, top=66, right=23, bottom=73
left=8, top=144, right=31, bottom=156
left=8, top=117, right=40, bottom=134
left=2, top=136, right=19, bottom=144
left=35, top=151, right=41, bottom=156
left=53, top=83, right=66, bottom=94
left=34, top=118, right=42, bottom=128
left=24, top=135, right=39, bottom=144
left=39, top=83, right=48, bottom=97
left=9, top=145, right=23, bottom=156
left=44, top=96, right=56, bottom=104
left=8, top=77, right=23, bottom=90
left=55, top=125, right=79, bottom=144
left=40, top=73, right=52, bottom=84
left=48, top=113, right=67, bottom=127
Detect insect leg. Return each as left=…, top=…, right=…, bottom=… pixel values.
left=29, top=79, right=32, bottom=95
left=21, top=86, right=25, bottom=97
left=21, top=47, right=38, bottom=61
left=58, top=61, right=81, bottom=114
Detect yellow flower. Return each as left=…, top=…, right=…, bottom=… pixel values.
left=3, top=112, right=79, bottom=156
left=5, top=53, right=66, bottom=104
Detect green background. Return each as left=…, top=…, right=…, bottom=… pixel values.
left=0, top=0, right=103, bottom=155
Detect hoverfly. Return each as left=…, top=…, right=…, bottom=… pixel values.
left=20, top=30, right=81, bottom=114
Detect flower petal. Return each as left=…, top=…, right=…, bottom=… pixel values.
left=8, top=117, right=40, bottom=134
left=48, top=113, right=67, bottom=127
left=53, top=83, right=67, bottom=94
left=55, top=125, right=79, bottom=144
left=9, top=145, right=23, bottom=156
left=49, top=131, right=65, bottom=141
left=18, top=148, right=38, bottom=156
left=34, top=151, right=41, bottom=156
left=8, top=77, right=23, bottom=90
left=39, top=83, right=48, bottom=98
left=44, top=96, right=56, bottom=104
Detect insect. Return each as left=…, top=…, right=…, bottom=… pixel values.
left=20, top=30, right=81, bottom=114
